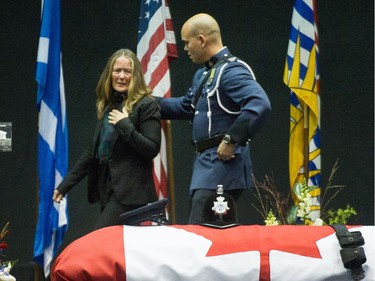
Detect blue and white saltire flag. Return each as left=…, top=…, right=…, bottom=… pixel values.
left=34, top=0, right=68, bottom=276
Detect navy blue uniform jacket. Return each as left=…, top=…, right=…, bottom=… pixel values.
left=159, top=47, right=271, bottom=193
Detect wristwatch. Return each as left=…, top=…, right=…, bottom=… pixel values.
left=223, top=134, right=235, bottom=144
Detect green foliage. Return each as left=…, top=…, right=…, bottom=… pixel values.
left=251, top=159, right=359, bottom=226
left=264, top=210, right=279, bottom=226
left=287, top=205, right=298, bottom=225
left=326, top=204, right=357, bottom=225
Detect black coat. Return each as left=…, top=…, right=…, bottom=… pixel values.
left=57, top=96, right=161, bottom=206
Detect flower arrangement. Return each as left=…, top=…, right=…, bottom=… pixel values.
left=252, top=159, right=358, bottom=226
left=0, top=222, right=16, bottom=281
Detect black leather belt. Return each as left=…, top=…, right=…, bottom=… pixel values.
left=192, top=134, right=225, bottom=152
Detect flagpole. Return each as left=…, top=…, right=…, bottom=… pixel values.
left=303, top=103, right=309, bottom=182
left=165, top=120, right=176, bottom=224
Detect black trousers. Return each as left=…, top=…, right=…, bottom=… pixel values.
left=188, top=189, right=243, bottom=224
left=94, top=193, right=144, bottom=230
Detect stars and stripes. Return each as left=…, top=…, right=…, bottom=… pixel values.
left=283, top=0, right=321, bottom=221
left=34, top=0, right=68, bottom=276
left=137, top=0, right=178, bottom=213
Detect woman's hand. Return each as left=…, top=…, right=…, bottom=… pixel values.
left=108, top=107, right=129, bottom=125
left=53, top=189, right=64, bottom=203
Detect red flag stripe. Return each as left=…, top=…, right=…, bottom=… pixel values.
left=148, top=56, right=169, bottom=90
left=139, top=24, right=165, bottom=74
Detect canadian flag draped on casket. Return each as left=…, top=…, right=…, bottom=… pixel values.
left=51, top=225, right=374, bottom=281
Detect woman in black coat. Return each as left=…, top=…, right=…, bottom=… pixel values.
left=53, top=48, right=161, bottom=229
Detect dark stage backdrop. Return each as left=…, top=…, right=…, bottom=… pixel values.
left=0, top=0, right=373, bottom=270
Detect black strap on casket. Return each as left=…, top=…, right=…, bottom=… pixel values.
left=330, top=224, right=367, bottom=280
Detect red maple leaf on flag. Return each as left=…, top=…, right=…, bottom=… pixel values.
left=175, top=225, right=337, bottom=281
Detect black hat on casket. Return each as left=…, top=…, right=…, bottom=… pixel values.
left=119, top=198, right=169, bottom=225
left=200, top=185, right=240, bottom=229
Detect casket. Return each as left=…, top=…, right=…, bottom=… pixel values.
left=51, top=225, right=374, bottom=281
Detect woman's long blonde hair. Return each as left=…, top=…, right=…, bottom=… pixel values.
left=95, top=48, right=152, bottom=119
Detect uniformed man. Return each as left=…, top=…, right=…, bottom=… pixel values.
left=158, top=13, right=271, bottom=224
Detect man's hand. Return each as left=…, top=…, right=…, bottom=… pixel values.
left=217, top=141, right=236, bottom=161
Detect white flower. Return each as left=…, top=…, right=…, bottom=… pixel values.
left=0, top=262, right=16, bottom=281
left=297, top=209, right=305, bottom=218
left=295, top=181, right=315, bottom=223
left=313, top=218, right=324, bottom=226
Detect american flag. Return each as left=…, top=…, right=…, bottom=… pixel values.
left=283, top=0, right=321, bottom=221
left=34, top=0, right=68, bottom=276
left=137, top=0, right=178, bottom=218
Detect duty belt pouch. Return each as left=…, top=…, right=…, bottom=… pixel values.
left=331, top=224, right=364, bottom=247
left=330, top=224, right=367, bottom=280
left=336, top=230, right=365, bottom=248
left=340, top=247, right=367, bottom=269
